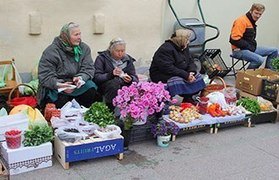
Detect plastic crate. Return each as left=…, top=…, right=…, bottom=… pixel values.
left=250, top=111, right=277, bottom=124
left=261, top=79, right=279, bottom=101
left=200, top=49, right=230, bottom=78
left=130, top=121, right=154, bottom=143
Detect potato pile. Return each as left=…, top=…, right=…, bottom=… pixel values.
left=169, top=105, right=201, bottom=123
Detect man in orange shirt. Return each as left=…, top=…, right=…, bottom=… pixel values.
left=229, top=3, right=278, bottom=69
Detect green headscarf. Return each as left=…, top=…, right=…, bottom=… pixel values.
left=59, top=22, right=82, bottom=62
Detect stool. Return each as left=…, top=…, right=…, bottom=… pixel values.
left=228, top=54, right=249, bottom=78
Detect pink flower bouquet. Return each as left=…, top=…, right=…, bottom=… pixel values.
left=113, top=81, right=171, bottom=129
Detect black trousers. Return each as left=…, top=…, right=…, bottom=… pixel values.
left=98, top=77, right=130, bottom=111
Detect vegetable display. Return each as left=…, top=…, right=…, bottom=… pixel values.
left=236, top=97, right=261, bottom=115
left=271, top=57, right=279, bottom=71
left=84, top=102, right=115, bottom=128
left=5, top=129, right=22, bottom=149
left=169, top=105, right=201, bottom=123
left=208, top=103, right=227, bottom=117
left=23, top=125, right=54, bottom=147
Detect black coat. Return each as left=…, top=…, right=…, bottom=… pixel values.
left=93, top=50, right=138, bottom=86
left=149, top=40, right=197, bottom=83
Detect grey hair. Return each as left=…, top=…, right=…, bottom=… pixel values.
left=68, top=22, right=80, bottom=33
left=108, top=37, right=126, bottom=52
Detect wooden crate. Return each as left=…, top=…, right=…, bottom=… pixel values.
left=54, top=135, right=124, bottom=169
left=0, top=156, right=9, bottom=180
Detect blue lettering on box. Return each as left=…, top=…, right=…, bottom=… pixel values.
left=65, top=138, right=123, bottom=162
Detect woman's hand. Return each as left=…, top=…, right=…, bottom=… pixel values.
left=73, top=76, right=85, bottom=88
left=187, top=72, right=196, bottom=83
left=113, top=67, right=123, bottom=76
left=57, top=82, right=75, bottom=94
left=123, top=74, right=132, bottom=83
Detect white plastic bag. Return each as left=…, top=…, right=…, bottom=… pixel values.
left=257, top=96, right=275, bottom=111
left=56, top=126, right=87, bottom=143
left=94, top=125, right=122, bottom=139
left=206, top=91, right=228, bottom=109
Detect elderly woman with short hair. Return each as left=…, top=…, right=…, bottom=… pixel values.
left=38, top=22, right=101, bottom=109
left=94, top=38, right=138, bottom=110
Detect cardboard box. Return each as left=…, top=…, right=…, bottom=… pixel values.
left=0, top=142, right=52, bottom=175
left=236, top=68, right=279, bottom=95
left=0, top=113, right=29, bottom=141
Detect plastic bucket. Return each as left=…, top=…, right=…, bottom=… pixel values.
left=157, top=135, right=171, bottom=147
left=5, top=129, right=22, bottom=149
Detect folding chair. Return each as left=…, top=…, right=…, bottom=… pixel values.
left=229, top=54, right=249, bottom=78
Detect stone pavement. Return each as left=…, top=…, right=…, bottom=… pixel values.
left=6, top=122, right=279, bottom=180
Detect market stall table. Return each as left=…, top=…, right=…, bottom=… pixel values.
left=213, top=113, right=247, bottom=133
left=163, top=114, right=217, bottom=141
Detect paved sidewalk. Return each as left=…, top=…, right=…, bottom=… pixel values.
left=7, top=122, right=279, bottom=180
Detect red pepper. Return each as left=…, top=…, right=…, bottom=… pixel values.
left=180, top=103, right=193, bottom=111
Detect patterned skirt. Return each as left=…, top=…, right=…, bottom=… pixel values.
left=166, top=74, right=206, bottom=97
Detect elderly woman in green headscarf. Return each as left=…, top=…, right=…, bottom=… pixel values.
left=38, top=22, right=101, bottom=109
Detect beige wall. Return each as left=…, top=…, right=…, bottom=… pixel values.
left=163, top=0, right=279, bottom=65
left=0, top=0, right=278, bottom=73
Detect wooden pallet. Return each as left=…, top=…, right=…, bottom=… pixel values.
left=171, top=124, right=214, bottom=141
left=54, top=136, right=124, bottom=169
left=214, top=118, right=249, bottom=134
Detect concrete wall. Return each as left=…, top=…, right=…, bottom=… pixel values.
left=0, top=0, right=278, bottom=73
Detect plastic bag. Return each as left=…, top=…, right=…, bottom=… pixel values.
left=222, top=87, right=238, bottom=105
left=206, top=91, right=228, bottom=109
left=50, top=116, right=71, bottom=129
left=56, top=126, right=87, bottom=143
left=78, top=123, right=99, bottom=136
left=0, top=108, right=8, bottom=117
left=257, top=96, right=275, bottom=111
left=94, top=125, right=122, bottom=139
left=60, top=100, right=83, bottom=120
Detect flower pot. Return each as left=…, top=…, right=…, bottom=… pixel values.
left=133, top=114, right=147, bottom=126
left=157, top=135, right=171, bottom=147
left=133, top=118, right=146, bottom=125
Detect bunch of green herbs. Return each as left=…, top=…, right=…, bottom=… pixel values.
left=23, top=125, right=54, bottom=147
left=84, top=102, right=115, bottom=128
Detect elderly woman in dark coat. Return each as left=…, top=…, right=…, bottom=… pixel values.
left=38, top=22, right=100, bottom=108
left=149, top=29, right=205, bottom=103
left=94, top=38, right=138, bottom=110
